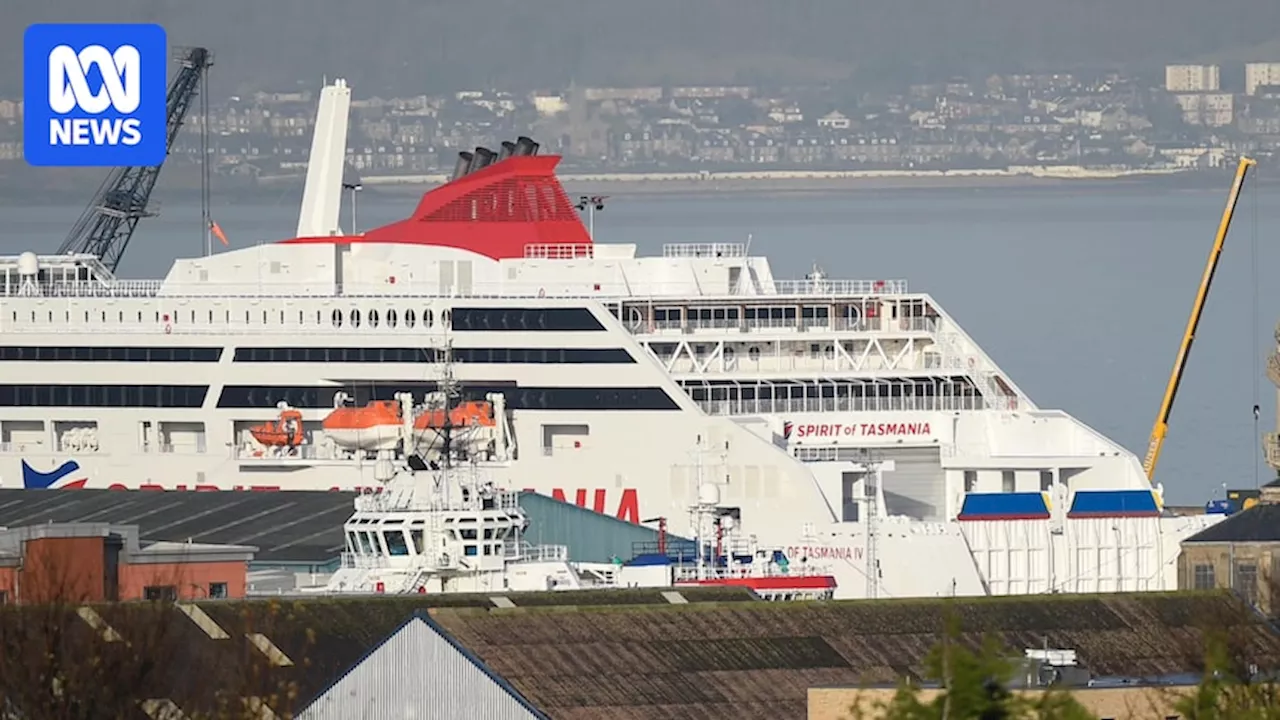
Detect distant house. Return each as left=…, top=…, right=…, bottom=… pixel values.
left=816, top=111, right=851, bottom=130
left=1179, top=479, right=1280, bottom=615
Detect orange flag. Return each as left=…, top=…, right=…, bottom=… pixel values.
left=209, top=219, right=229, bottom=247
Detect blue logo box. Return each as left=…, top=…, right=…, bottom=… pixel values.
left=23, top=23, right=167, bottom=167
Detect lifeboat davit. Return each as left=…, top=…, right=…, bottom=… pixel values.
left=250, top=408, right=304, bottom=447
left=323, top=400, right=404, bottom=452
left=412, top=401, right=496, bottom=431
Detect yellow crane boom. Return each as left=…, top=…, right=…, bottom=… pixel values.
left=1143, top=156, right=1256, bottom=480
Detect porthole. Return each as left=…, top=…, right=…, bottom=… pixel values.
left=404, top=309, right=416, bottom=328
left=332, top=309, right=343, bottom=327
left=369, top=309, right=380, bottom=328
left=387, top=309, right=398, bottom=328
left=438, top=309, right=448, bottom=328
left=747, top=346, right=761, bottom=360
left=350, top=309, right=361, bottom=328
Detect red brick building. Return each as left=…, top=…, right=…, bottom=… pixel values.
left=0, top=523, right=255, bottom=603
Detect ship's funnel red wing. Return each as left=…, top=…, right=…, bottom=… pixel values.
left=283, top=154, right=591, bottom=261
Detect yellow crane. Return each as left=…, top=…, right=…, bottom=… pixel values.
left=1143, top=156, right=1256, bottom=480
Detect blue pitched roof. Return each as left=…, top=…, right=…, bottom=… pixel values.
left=1068, top=489, right=1161, bottom=518
left=958, top=492, right=1051, bottom=521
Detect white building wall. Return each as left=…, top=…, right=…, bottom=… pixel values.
left=1245, top=62, right=1280, bottom=95
left=301, top=617, right=542, bottom=720
left=1165, top=64, right=1221, bottom=92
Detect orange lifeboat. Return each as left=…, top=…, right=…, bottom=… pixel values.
left=250, top=408, right=304, bottom=447
left=323, top=400, right=404, bottom=452
left=412, top=401, right=496, bottom=431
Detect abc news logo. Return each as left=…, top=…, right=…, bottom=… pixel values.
left=23, top=23, right=167, bottom=167
left=47, top=44, right=144, bottom=147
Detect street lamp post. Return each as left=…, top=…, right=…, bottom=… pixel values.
left=343, top=182, right=363, bottom=235
left=574, top=195, right=608, bottom=240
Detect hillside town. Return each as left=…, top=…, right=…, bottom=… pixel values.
left=1, top=63, right=1279, bottom=178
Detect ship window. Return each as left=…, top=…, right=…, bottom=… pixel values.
left=404, top=309, right=416, bottom=328
left=483, top=528, right=494, bottom=540
left=386, top=309, right=397, bottom=328
left=349, top=309, right=361, bottom=328
left=410, top=528, right=424, bottom=554
left=460, top=528, right=478, bottom=540
left=215, top=384, right=678, bottom=410
left=383, top=530, right=409, bottom=556
left=0, top=347, right=221, bottom=362
left=362, top=531, right=379, bottom=554
left=465, top=544, right=478, bottom=556
left=0, top=384, right=207, bottom=408
left=368, top=309, right=379, bottom=328
left=483, top=544, right=492, bottom=556
left=331, top=310, right=342, bottom=327
left=449, top=307, right=604, bottom=332
left=346, top=531, right=360, bottom=554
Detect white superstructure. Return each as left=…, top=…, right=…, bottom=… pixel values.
left=0, top=81, right=1222, bottom=600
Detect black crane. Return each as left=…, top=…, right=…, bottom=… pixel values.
left=57, top=46, right=214, bottom=273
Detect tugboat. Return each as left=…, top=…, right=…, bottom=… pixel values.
left=309, top=344, right=837, bottom=599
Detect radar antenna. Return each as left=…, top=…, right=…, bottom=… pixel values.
left=57, top=46, right=214, bottom=273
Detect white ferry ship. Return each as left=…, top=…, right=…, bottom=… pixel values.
left=0, top=81, right=1220, bottom=599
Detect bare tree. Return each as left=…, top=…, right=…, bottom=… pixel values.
left=0, top=542, right=312, bottom=720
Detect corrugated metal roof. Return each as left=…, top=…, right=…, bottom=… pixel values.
left=517, top=492, right=691, bottom=563
left=0, top=489, right=689, bottom=566
left=0, top=489, right=351, bottom=563
left=3, top=589, right=1258, bottom=719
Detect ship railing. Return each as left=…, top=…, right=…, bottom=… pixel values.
left=770, top=278, right=908, bottom=296
left=340, top=553, right=389, bottom=570
left=234, top=444, right=321, bottom=460
left=154, top=440, right=208, bottom=454
left=634, top=316, right=938, bottom=335
left=671, top=563, right=796, bottom=583
left=663, top=243, right=746, bottom=258
left=510, top=542, right=569, bottom=563
left=692, top=393, right=985, bottom=416
left=524, top=243, right=594, bottom=259
left=0, top=278, right=909, bottom=301
left=0, top=279, right=165, bottom=298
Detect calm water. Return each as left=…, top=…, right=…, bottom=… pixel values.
left=3, top=182, right=1279, bottom=504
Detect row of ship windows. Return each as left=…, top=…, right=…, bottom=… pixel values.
left=0, top=384, right=680, bottom=411
left=683, top=377, right=980, bottom=399
left=232, top=347, right=635, bottom=364
left=10, top=307, right=603, bottom=332
left=0, top=346, right=635, bottom=365
left=216, top=385, right=679, bottom=411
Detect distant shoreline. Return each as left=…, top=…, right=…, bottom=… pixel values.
left=0, top=166, right=1252, bottom=205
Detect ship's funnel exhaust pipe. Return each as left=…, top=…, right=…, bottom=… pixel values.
left=469, top=146, right=496, bottom=174
left=497, top=141, right=517, bottom=161
left=452, top=152, right=473, bottom=181
left=514, top=136, right=539, bottom=156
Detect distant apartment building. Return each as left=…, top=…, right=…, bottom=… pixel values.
left=583, top=87, right=663, bottom=103
left=1246, top=62, right=1280, bottom=95
left=1166, top=64, right=1221, bottom=92
left=1174, top=92, right=1235, bottom=127
left=671, top=86, right=752, bottom=99
left=532, top=95, right=568, bottom=116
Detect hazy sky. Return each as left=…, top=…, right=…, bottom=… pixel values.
left=5, top=0, right=1280, bottom=96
